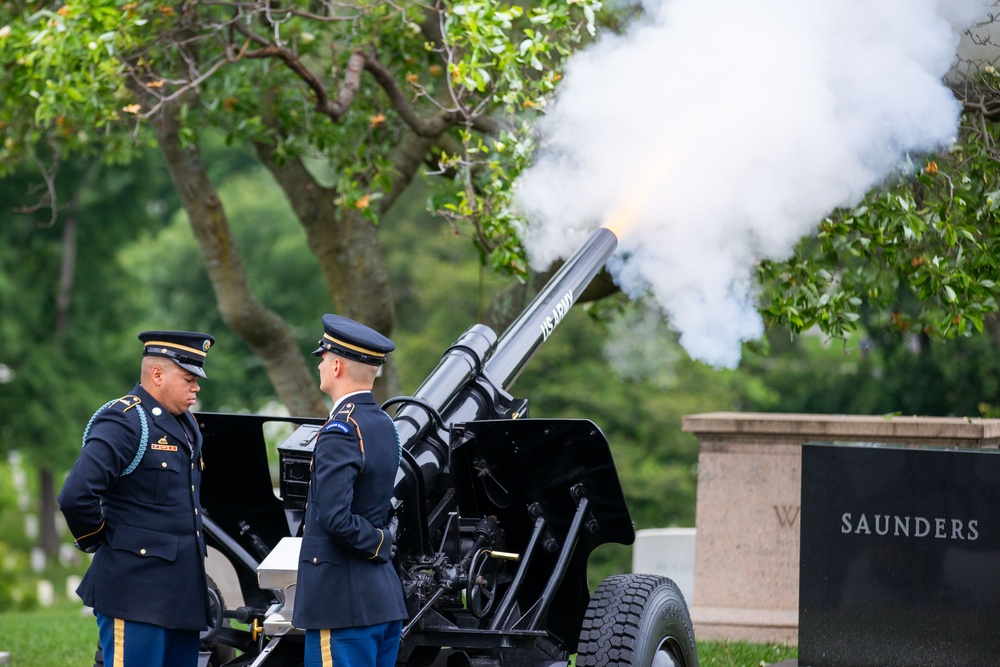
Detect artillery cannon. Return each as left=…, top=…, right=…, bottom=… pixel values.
left=195, top=227, right=699, bottom=667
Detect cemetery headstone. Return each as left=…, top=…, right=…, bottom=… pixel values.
left=799, top=443, right=1000, bottom=666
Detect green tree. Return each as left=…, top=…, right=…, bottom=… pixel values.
left=740, top=319, right=1000, bottom=418
left=0, top=154, right=172, bottom=557
left=7, top=2, right=1000, bottom=400
left=758, top=95, right=1000, bottom=348
left=0, top=0, right=603, bottom=415
left=119, top=154, right=333, bottom=411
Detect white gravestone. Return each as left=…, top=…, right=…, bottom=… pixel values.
left=631, top=527, right=696, bottom=605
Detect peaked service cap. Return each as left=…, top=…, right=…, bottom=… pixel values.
left=312, top=314, right=394, bottom=366
left=138, top=330, right=215, bottom=378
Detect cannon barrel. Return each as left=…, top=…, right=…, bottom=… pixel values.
left=485, top=227, right=618, bottom=389
left=389, top=228, right=618, bottom=543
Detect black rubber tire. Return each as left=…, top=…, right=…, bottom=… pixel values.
left=201, top=574, right=238, bottom=666
left=576, top=574, right=699, bottom=667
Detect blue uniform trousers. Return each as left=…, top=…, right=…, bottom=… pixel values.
left=305, top=620, right=403, bottom=667
left=96, top=612, right=200, bottom=667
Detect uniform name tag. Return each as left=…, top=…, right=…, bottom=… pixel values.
left=151, top=444, right=178, bottom=451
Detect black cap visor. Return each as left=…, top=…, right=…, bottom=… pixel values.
left=312, top=340, right=386, bottom=366
left=173, top=358, right=207, bottom=378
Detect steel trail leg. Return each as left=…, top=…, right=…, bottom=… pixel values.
left=489, top=514, right=547, bottom=631
left=519, top=487, right=591, bottom=631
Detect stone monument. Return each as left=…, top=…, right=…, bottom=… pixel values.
left=682, top=412, right=1000, bottom=644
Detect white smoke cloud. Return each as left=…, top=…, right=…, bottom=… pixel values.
left=514, top=0, right=990, bottom=368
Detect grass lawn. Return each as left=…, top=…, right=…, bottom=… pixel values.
left=0, top=601, right=96, bottom=666
left=1, top=601, right=796, bottom=667
left=697, top=639, right=797, bottom=666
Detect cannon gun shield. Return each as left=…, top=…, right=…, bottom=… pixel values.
left=451, top=418, right=635, bottom=546
left=449, top=418, right=635, bottom=647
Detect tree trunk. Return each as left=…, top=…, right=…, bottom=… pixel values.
left=42, top=183, right=85, bottom=559
left=253, top=145, right=404, bottom=399
left=985, top=313, right=1000, bottom=351
left=154, top=98, right=328, bottom=418
left=39, top=468, right=58, bottom=559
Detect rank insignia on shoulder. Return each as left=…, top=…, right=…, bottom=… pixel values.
left=333, top=403, right=355, bottom=421
left=323, top=421, right=351, bottom=434
left=115, top=395, right=142, bottom=411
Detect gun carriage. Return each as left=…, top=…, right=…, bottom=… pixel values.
left=194, top=228, right=698, bottom=667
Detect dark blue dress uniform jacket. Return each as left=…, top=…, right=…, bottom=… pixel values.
left=293, top=392, right=408, bottom=630
left=58, top=383, right=210, bottom=631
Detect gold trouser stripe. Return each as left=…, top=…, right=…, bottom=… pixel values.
left=114, top=617, right=125, bottom=667
left=321, top=628, right=333, bottom=667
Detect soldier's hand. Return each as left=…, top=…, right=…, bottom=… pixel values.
left=386, top=515, right=399, bottom=560
left=73, top=524, right=106, bottom=553
left=74, top=539, right=102, bottom=554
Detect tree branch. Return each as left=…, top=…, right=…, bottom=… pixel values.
left=362, top=52, right=459, bottom=136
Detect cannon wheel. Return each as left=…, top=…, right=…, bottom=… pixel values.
left=576, top=574, right=698, bottom=667
left=92, top=575, right=236, bottom=667
left=200, top=574, right=238, bottom=665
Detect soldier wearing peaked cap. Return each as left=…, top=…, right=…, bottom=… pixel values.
left=59, top=330, right=216, bottom=667
left=294, top=314, right=408, bottom=667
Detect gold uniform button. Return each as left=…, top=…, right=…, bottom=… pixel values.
left=197, top=531, right=201, bottom=537
left=194, top=508, right=199, bottom=515
left=161, top=462, right=167, bottom=468
left=191, top=485, right=195, bottom=492
left=140, top=549, right=147, bottom=555
left=312, top=557, right=317, bottom=564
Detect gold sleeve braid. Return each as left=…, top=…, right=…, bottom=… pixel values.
left=368, top=529, right=385, bottom=560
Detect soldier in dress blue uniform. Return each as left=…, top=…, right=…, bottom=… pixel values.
left=293, top=314, right=409, bottom=667
left=59, top=330, right=216, bottom=667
